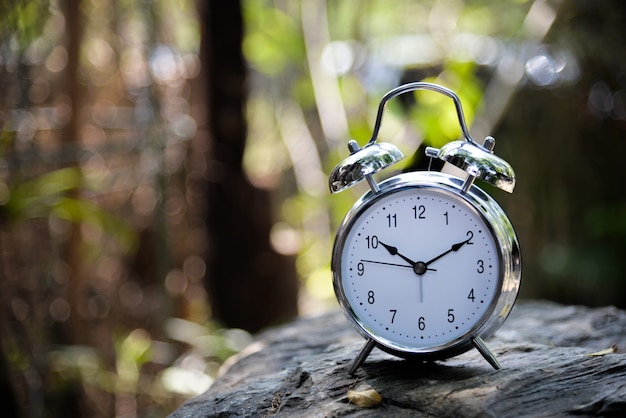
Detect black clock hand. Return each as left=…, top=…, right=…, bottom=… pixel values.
left=424, top=237, right=471, bottom=266
left=361, top=259, right=414, bottom=268
left=379, top=241, right=417, bottom=267
left=379, top=241, right=436, bottom=274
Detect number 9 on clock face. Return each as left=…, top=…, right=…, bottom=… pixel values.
left=332, top=172, right=520, bottom=359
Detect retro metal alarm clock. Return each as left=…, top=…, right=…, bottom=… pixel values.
left=329, top=82, right=521, bottom=375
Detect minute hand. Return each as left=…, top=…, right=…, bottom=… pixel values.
left=424, top=238, right=470, bottom=266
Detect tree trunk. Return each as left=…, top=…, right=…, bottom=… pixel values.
left=198, top=1, right=298, bottom=332
left=62, top=0, right=86, bottom=348
left=170, top=301, right=626, bottom=417
left=493, top=0, right=626, bottom=308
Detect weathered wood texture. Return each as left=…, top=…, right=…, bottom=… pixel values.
left=170, top=301, right=626, bottom=417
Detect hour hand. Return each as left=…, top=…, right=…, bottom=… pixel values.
left=379, top=241, right=416, bottom=267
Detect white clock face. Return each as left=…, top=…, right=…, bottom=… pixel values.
left=336, top=186, right=501, bottom=352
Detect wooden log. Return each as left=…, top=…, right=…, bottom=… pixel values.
left=170, top=301, right=626, bottom=417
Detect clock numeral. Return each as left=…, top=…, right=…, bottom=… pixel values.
left=366, top=235, right=379, bottom=249
left=418, top=316, right=425, bottom=331
left=466, top=230, right=474, bottom=244
left=367, top=290, right=375, bottom=304
left=413, top=205, right=426, bottom=219
left=468, top=288, right=475, bottom=302
left=477, top=259, right=485, bottom=274
left=357, top=262, right=365, bottom=276
left=443, top=211, right=449, bottom=225
left=389, top=309, right=397, bottom=324
left=386, top=213, right=397, bottom=228
left=447, top=309, right=455, bottom=323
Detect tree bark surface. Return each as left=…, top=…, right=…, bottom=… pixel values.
left=199, top=0, right=298, bottom=333
left=170, top=301, right=626, bottom=417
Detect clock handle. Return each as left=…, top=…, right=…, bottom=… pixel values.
left=471, top=336, right=502, bottom=370
left=348, top=338, right=376, bottom=375
left=366, top=82, right=475, bottom=147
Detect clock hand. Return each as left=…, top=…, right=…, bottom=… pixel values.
left=360, top=259, right=415, bottom=269
left=378, top=241, right=437, bottom=304
left=379, top=241, right=436, bottom=277
left=424, top=237, right=471, bottom=266
left=379, top=241, right=417, bottom=267
left=419, top=276, right=423, bottom=303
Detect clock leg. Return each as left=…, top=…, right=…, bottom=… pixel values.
left=471, top=336, right=502, bottom=370
left=348, top=339, right=376, bottom=375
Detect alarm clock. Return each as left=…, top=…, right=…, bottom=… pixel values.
left=329, top=82, right=521, bottom=374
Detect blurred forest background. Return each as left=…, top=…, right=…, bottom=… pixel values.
left=1, top=0, right=625, bottom=416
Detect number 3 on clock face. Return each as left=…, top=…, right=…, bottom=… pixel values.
left=332, top=172, right=520, bottom=359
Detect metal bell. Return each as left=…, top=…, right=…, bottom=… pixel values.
left=426, top=137, right=516, bottom=193
left=329, top=141, right=404, bottom=193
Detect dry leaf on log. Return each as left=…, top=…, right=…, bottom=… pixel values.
left=347, top=388, right=382, bottom=408
left=587, top=344, right=618, bottom=356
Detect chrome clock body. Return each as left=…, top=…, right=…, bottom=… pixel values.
left=328, top=82, right=522, bottom=374
left=331, top=171, right=521, bottom=363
